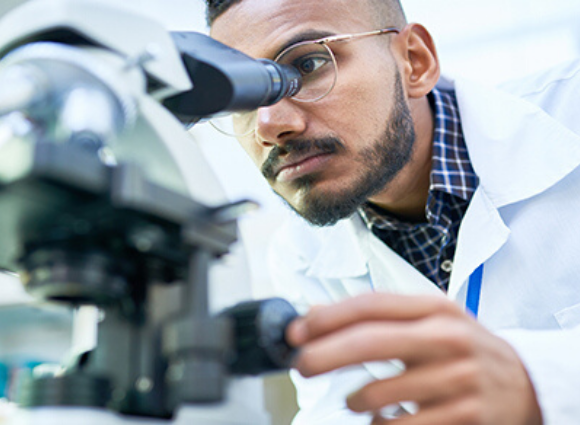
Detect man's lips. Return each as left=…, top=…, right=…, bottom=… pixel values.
left=261, top=137, right=344, bottom=181
left=274, top=152, right=333, bottom=183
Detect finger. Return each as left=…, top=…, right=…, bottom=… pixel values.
left=288, top=293, right=465, bottom=345
left=374, top=397, right=483, bottom=425
left=371, top=412, right=391, bottom=425
left=294, top=321, right=423, bottom=376
left=294, top=317, right=479, bottom=376
left=347, top=360, right=476, bottom=413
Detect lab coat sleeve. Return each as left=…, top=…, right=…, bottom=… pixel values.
left=496, top=326, right=580, bottom=424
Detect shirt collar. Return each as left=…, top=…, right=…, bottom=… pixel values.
left=429, top=88, right=478, bottom=201
left=360, top=87, right=478, bottom=228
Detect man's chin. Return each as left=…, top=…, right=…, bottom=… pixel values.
left=278, top=188, right=361, bottom=227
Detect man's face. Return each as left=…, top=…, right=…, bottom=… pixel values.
left=211, top=0, right=416, bottom=226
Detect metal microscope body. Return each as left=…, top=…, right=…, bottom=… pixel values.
left=0, top=1, right=298, bottom=424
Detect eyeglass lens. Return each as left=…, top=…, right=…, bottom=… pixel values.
left=210, top=42, right=338, bottom=137
left=276, top=42, right=337, bottom=102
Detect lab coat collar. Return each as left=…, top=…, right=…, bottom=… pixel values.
left=455, top=78, right=580, bottom=209
left=447, top=187, right=510, bottom=298
left=447, top=78, right=580, bottom=296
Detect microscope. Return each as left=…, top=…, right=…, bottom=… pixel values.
left=0, top=0, right=301, bottom=423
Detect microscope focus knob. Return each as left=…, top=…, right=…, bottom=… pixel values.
left=221, top=298, right=299, bottom=375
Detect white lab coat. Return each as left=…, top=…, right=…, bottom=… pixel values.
left=269, top=59, right=580, bottom=424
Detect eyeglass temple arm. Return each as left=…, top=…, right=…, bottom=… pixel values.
left=316, top=27, right=400, bottom=45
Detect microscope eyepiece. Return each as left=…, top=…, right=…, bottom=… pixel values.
left=256, top=59, right=302, bottom=105
left=162, top=32, right=303, bottom=127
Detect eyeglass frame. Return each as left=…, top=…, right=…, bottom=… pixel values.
left=274, top=27, right=400, bottom=103
left=210, top=27, right=400, bottom=137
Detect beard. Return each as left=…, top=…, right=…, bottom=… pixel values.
left=261, top=71, right=416, bottom=226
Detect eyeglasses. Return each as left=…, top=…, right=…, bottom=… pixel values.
left=210, top=27, right=400, bottom=137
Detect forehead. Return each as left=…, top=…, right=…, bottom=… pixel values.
left=210, top=0, right=376, bottom=58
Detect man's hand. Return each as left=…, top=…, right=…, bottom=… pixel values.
left=286, top=293, right=542, bottom=425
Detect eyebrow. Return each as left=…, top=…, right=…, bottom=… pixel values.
left=273, top=29, right=336, bottom=58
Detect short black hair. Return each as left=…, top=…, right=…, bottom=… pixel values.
left=205, top=0, right=406, bottom=27
left=205, top=0, right=242, bottom=26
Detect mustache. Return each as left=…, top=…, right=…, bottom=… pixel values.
left=261, top=137, right=345, bottom=180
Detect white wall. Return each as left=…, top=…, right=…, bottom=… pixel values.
left=404, top=0, right=580, bottom=85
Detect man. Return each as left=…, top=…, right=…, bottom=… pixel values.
left=206, top=1, right=580, bottom=424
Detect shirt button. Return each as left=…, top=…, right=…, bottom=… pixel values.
left=441, top=260, right=453, bottom=273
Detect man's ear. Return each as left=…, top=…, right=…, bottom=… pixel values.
left=392, top=23, right=440, bottom=98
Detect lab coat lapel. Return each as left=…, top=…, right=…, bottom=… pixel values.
left=448, top=78, right=580, bottom=298
left=304, top=217, right=368, bottom=281
left=304, top=214, right=442, bottom=300
left=447, top=188, right=510, bottom=298
left=354, top=217, right=443, bottom=296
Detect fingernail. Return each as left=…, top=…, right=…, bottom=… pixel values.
left=287, top=318, right=308, bottom=345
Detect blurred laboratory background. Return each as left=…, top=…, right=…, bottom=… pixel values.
left=0, top=0, right=579, bottom=424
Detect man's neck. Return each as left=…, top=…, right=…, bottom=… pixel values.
left=367, top=96, right=435, bottom=222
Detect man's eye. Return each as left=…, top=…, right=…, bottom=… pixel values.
left=294, top=55, right=329, bottom=75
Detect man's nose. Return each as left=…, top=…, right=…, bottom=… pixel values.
left=254, top=100, right=307, bottom=147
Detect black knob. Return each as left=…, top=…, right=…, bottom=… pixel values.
left=221, top=298, right=299, bottom=375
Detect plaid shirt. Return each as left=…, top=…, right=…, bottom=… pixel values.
left=358, top=88, right=479, bottom=290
